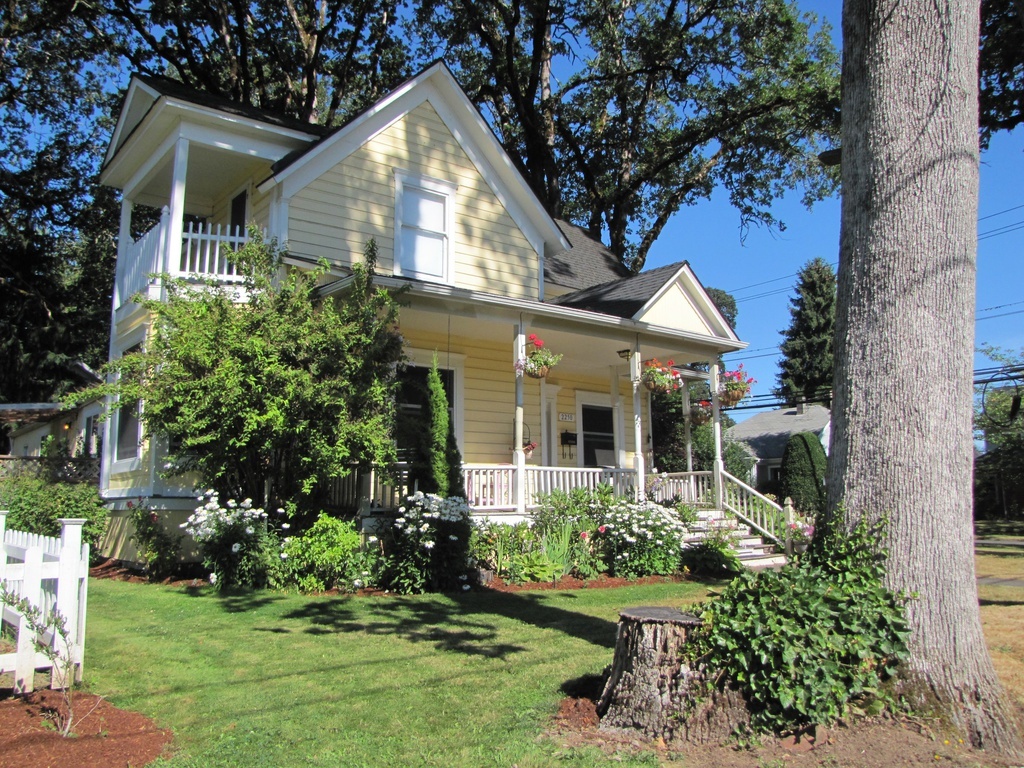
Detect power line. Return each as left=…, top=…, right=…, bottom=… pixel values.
left=979, top=203, right=1024, bottom=221
left=979, top=221, right=1024, bottom=241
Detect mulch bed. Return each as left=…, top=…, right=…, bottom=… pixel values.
left=0, top=688, right=172, bottom=768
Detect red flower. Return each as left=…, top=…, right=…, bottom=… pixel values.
left=598, top=525, right=607, bottom=534
left=580, top=531, right=589, bottom=540
left=528, top=333, right=538, bottom=341
left=534, top=339, right=544, bottom=348
left=127, top=501, right=134, bottom=509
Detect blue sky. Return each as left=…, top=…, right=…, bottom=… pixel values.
left=643, top=1, right=1024, bottom=422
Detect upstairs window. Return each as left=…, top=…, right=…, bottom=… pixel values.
left=394, top=172, right=456, bottom=284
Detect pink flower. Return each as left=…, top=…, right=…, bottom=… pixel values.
left=598, top=525, right=607, bottom=534
left=580, top=531, right=588, bottom=540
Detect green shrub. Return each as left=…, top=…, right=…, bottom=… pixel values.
left=681, top=525, right=742, bottom=578
left=596, top=498, right=690, bottom=578
left=0, top=474, right=108, bottom=553
left=281, top=513, right=365, bottom=593
left=469, top=520, right=534, bottom=580
left=689, top=516, right=910, bottom=734
left=378, top=492, right=472, bottom=594
left=128, top=498, right=182, bottom=580
left=779, top=432, right=828, bottom=514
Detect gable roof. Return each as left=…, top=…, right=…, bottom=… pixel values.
left=550, top=262, right=682, bottom=317
left=727, top=404, right=831, bottom=461
left=549, top=261, right=739, bottom=341
left=256, top=61, right=570, bottom=259
left=545, top=220, right=631, bottom=290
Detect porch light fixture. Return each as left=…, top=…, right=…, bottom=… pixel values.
left=616, top=349, right=632, bottom=360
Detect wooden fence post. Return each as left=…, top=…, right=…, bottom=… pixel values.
left=14, top=545, right=43, bottom=694
left=53, top=519, right=86, bottom=689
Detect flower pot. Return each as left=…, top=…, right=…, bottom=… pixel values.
left=792, top=542, right=808, bottom=554
left=690, top=410, right=711, bottom=425
left=719, top=388, right=745, bottom=406
left=524, top=448, right=534, bottom=459
left=643, top=379, right=670, bottom=394
left=526, top=365, right=549, bottom=379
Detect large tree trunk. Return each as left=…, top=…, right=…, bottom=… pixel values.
left=830, top=0, right=1022, bottom=755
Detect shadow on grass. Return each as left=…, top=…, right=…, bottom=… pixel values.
left=279, top=589, right=619, bottom=659
left=979, top=598, right=1024, bottom=607
left=182, top=585, right=287, bottom=613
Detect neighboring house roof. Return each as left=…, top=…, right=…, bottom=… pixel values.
left=545, top=220, right=631, bottom=291
left=0, top=403, right=65, bottom=424
left=727, top=404, right=831, bottom=461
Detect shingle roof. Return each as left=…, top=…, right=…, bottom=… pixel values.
left=549, top=261, right=685, bottom=319
left=545, top=220, right=632, bottom=291
left=726, top=404, right=831, bottom=461
left=135, top=75, right=331, bottom=137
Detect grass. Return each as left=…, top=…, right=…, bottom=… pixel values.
left=86, top=578, right=714, bottom=767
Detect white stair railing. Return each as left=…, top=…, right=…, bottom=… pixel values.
left=719, top=470, right=784, bottom=544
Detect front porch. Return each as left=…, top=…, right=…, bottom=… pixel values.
left=329, top=461, right=787, bottom=550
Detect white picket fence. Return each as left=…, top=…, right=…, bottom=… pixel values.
left=0, top=511, right=89, bottom=692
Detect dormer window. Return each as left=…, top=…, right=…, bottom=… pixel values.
left=394, top=171, right=456, bottom=283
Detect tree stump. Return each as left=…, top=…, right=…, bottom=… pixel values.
left=598, top=606, right=750, bottom=744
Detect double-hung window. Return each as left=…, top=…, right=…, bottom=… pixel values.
left=394, top=171, right=456, bottom=284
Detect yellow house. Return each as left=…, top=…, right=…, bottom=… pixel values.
left=98, top=62, right=778, bottom=556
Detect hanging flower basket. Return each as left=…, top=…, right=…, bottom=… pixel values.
left=641, top=358, right=683, bottom=393
left=515, top=334, right=562, bottom=379
left=719, top=364, right=755, bottom=406
left=690, top=402, right=712, bottom=425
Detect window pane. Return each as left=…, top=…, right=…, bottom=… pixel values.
left=402, top=188, right=445, bottom=232
left=116, top=400, right=141, bottom=460
left=582, top=405, right=615, bottom=467
left=400, top=228, right=445, bottom=277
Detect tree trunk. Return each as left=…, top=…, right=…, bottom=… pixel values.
left=831, top=0, right=1022, bottom=755
left=597, top=607, right=749, bottom=745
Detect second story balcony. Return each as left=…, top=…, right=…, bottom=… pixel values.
left=115, top=210, right=249, bottom=310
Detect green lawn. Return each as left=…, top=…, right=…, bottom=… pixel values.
left=86, top=578, right=713, bottom=767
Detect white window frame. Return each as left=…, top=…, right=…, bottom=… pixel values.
left=108, top=331, right=147, bottom=475
left=393, top=170, right=457, bottom=284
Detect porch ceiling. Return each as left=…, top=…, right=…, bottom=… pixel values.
left=129, top=146, right=274, bottom=215
left=398, top=301, right=718, bottom=379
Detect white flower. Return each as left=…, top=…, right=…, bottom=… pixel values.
left=458, top=574, right=468, bottom=581
left=281, top=523, right=290, bottom=530
left=209, top=573, right=218, bottom=584
left=448, top=535, right=459, bottom=541
left=245, top=526, right=254, bottom=535
left=395, top=517, right=406, bottom=524
left=280, top=552, right=288, bottom=559
left=367, top=535, right=378, bottom=543
left=231, top=542, right=241, bottom=553
left=423, top=540, right=435, bottom=550
left=462, top=584, right=471, bottom=591
left=240, top=498, right=252, bottom=509
left=227, top=499, right=237, bottom=508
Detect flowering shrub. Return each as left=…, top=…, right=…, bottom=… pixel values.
left=181, top=491, right=282, bottom=590
left=470, top=520, right=534, bottom=580
left=280, top=513, right=369, bottom=593
left=597, top=499, right=691, bottom=578
left=641, top=358, right=683, bottom=392
left=378, top=492, right=472, bottom=594
left=515, top=333, right=563, bottom=377
left=127, top=497, right=182, bottom=580
left=788, top=519, right=815, bottom=545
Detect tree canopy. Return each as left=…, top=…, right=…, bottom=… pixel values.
left=975, top=345, right=1024, bottom=517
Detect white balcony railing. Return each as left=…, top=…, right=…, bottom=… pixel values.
left=116, top=212, right=250, bottom=308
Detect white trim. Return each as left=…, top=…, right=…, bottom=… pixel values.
left=633, top=263, right=740, bottom=342
left=104, top=329, right=149, bottom=484
left=403, top=348, right=466, bottom=451
left=393, top=171, right=458, bottom=285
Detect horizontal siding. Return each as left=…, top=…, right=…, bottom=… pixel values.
left=287, top=101, right=539, bottom=298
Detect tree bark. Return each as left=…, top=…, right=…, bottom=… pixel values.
left=830, top=0, right=1022, bottom=755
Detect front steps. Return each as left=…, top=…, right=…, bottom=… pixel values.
left=684, top=509, right=787, bottom=570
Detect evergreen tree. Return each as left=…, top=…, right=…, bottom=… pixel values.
left=777, top=257, right=836, bottom=405
left=425, top=355, right=450, bottom=496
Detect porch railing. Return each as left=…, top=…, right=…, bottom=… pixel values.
left=325, top=465, right=410, bottom=511
left=646, top=471, right=714, bottom=507
left=463, top=465, right=516, bottom=511
left=117, top=213, right=250, bottom=308
left=524, top=466, right=633, bottom=502
left=720, top=470, right=784, bottom=544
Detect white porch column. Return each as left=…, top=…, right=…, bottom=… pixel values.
left=513, top=323, right=526, bottom=515
left=710, top=363, right=724, bottom=509
left=610, top=365, right=626, bottom=468
left=165, top=137, right=190, bottom=280
left=631, top=346, right=645, bottom=500
left=113, top=196, right=133, bottom=310
left=682, top=383, right=694, bottom=473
